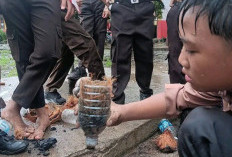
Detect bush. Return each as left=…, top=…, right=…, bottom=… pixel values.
left=0, top=29, right=6, bottom=43
left=154, top=0, right=165, bottom=19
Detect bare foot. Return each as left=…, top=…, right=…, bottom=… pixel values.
left=1, top=100, right=34, bottom=139
left=28, top=107, right=50, bottom=140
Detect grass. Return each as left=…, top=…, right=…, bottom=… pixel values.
left=103, top=57, right=112, bottom=68
left=0, top=49, right=112, bottom=78
left=0, top=50, right=17, bottom=78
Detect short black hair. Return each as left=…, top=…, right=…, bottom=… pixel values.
left=179, top=0, right=232, bottom=41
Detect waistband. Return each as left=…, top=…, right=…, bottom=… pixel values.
left=112, top=0, right=152, bottom=4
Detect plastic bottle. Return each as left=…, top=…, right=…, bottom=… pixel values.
left=0, top=117, right=14, bottom=136
left=78, top=83, right=111, bottom=149
left=158, top=119, right=177, bottom=140
left=61, top=109, right=78, bottom=125
left=0, top=98, right=13, bottom=136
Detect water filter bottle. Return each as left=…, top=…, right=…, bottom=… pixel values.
left=78, top=83, right=111, bottom=149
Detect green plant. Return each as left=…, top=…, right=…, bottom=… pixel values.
left=154, top=0, right=165, bottom=19
left=103, top=57, right=112, bottom=68
left=0, top=50, right=17, bottom=77
left=0, top=29, right=6, bottom=43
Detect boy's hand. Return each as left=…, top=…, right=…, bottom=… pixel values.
left=106, top=102, right=123, bottom=126
left=61, top=0, right=75, bottom=21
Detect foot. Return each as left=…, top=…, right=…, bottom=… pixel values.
left=1, top=100, right=34, bottom=139
left=28, top=107, right=50, bottom=140
left=44, top=91, right=66, bottom=105
left=0, top=130, right=29, bottom=155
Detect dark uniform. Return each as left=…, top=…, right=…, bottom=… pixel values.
left=0, top=0, right=61, bottom=109
left=166, top=2, right=185, bottom=84
left=110, top=0, right=154, bottom=104
left=45, top=11, right=105, bottom=94
left=80, top=0, right=107, bottom=59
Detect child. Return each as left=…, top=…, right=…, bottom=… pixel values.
left=105, top=0, right=232, bottom=156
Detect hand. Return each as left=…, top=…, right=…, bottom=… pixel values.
left=101, top=0, right=110, bottom=7
left=76, top=0, right=82, bottom=8
left=106, top=102, right=123, bottom=126
left=61, top=0, right=75, bottom=21
left=102, top=5, right=110, bottom=18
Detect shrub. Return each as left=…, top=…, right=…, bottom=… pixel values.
left=0, top=29, right=6, bottom=43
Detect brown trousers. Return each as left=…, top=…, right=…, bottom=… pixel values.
left=0, top=0, right=61, bottom=109
left=45, top=11, right=105, bottom=92
left=110, top=2, right=154, bottom=104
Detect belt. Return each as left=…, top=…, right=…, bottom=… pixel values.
left=111, top=0, right=152, bottom=4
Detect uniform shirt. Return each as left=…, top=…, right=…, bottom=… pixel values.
left=164, top=83, right=232, bottom=117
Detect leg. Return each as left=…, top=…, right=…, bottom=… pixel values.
left=111, top=34, right=133, bottom=104
left=178, top=107, right=232, bottom=157
left=133, top=2, right=154, bottom=100
left=133, top=33, right=153, bottom=100
left=45, top=43, right=74, bottom=104
left=61, top=11, right=105, bottom=80
left=80, top=1, right=95, bottom=37
left=1, top=0, right=61, bottom=139
left=93, top=0, right=107, bottom=59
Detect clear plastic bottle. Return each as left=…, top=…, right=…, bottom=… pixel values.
left=61, top=109, right=78, bottom=125
left=0, top=117, right=14, bottom=136
left=158, top=119, right=177, bottom=140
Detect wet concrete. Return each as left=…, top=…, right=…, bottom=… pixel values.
left=0, top=49, right=179, bottom=157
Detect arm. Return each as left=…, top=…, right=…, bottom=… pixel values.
left=107, top=93, right=166, bottom=126
left=107, top=83, right=222, bottom=126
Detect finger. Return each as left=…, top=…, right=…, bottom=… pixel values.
left=61, top=0, right=67, bottom=10
left=65, top=1, right=73, bottom=21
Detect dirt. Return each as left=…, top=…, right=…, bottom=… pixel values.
left=123, top=120, right=180, bottom=157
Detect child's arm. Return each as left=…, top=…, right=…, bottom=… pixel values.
left=107, top=93, right=166, bottom=126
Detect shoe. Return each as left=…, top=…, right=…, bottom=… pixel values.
left=44, top=91, right=66, bottom=105
left=67, top=67, right=87, bottom=81
left=0, top=130, right=29, bottom=155
left=140, top=91, right=153, bottom=101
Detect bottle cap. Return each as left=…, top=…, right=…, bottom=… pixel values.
left=86, top=136, right=98, bottom=149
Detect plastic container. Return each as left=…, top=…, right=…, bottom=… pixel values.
left=78, top=83, right=111, bottom=149
left=0, top=117, right=14, bottom=136
left=61, top=109, right=78, bottom=125
left=158, top=119, right=177, bottom=140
